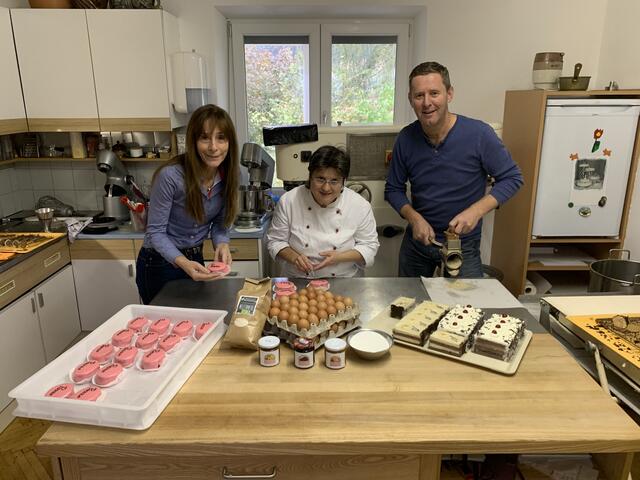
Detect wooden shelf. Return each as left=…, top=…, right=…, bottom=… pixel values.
left=527, top=262, right=591, bottom=271
left=530, top=237, right=621, bottom=244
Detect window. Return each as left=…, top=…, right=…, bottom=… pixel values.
left=231, top=21, right=409, bottom=146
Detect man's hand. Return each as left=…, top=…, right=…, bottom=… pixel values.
left=214, top=242, right=232, bottom=265
left=449, top=205, right=482, bottom=235
left=313, top=250, right=340, bottom=271
left=293, top=253, right=315, bottom=275
left=175, top=256, right=222, bottom=282
left=410, top=215, right=436, bottom=246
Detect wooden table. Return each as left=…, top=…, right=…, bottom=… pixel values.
left=38, top=333, right=640, bottom=480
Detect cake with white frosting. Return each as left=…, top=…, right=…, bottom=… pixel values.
left=392, top=301, right=448, bottom=346
left=473, top=313, right=525, bottom=361
left=427, top=304, right=483, bottom=356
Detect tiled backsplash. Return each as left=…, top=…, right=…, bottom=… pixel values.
left=0, top=160, right=161, bottom=217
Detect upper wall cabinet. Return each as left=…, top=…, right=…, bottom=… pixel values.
left=0, top=8, right=27, bottom=134
left=87, top=9, right=177, bottom=132
left=11, top=9, right=100, bottom=132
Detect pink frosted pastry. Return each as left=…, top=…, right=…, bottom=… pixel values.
left=149, top=318, right=171, bottom=335
left=274, top=281, right=296, bottom=292
left=111, top=328, right=135, bottom=347
left=88, top=343, right=114, bottom=364
left=140, top=348, right=166, bottom=370
left=71, top=360, right=101, bottom=383
left=307, top=279, right=330, bottom=291
left=94, top=363, right=124, bottom=387
left=172, top=320, right=193, bottom=338
left=136, top=331, right=160, bottom=350
left=115, top=346, right=139, bottom=368
left=158, top=333, right=181, bottom=353
left=208, top=261, right=230, bottom=274
left=72, top=386, right=103, bottom=402
left=275, top=288, right=296, bottom=297
left=45, top=383, right=75, bottom=398
left=194, top=321, right=213, bottom=340
left=127, top=316, right=150, bottom=332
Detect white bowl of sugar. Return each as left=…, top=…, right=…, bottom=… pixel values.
left=347, top=329, right=393, bottom=360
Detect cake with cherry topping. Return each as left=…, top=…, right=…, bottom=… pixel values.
left=473, top=313, right=525, bottom=361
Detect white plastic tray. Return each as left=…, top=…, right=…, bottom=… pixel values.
left=9, top=304, right=227, bottom=430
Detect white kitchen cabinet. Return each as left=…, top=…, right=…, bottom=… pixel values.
left=0, top=7, right=27, bottom=134
left=0, top=292, right=46, bottom=412
left=36, top=265, right=81, bottom=362
left=11, top=9, right=100, bottom=132
left=87, top=9, right=180, bottom=132
left=72, top=259, right=139, bottom=331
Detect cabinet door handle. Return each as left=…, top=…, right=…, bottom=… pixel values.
left=37, top=292, right=44, bottom=308
left=222, top=467, right=277, bottom=479
left=31, top=297, right=36, bottom=313
left=128, top=264, right=134, bottom=277
left=44, top=252, right=61, bottom=268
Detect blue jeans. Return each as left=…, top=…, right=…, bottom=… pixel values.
left=136, top=247, right=205, bottom=305
left=398, top=229, right=483, bottom=278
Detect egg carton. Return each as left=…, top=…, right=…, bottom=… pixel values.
left=264, top=305, right=361, bottom=350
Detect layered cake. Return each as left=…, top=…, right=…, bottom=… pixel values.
left=392, top=301, right=448, bottom=346
left=390, top=296, right=416, bottom=319
left=427, top=329, right=468, bottom=356
left=473, top=314, right=525, bottom=361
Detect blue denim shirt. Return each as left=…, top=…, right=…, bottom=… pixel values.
left=143, top=164, right=230, bottom=264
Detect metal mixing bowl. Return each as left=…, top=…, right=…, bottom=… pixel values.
left=347, top=328, right=393, bottom=360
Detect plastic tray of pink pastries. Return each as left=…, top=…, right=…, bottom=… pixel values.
left=9, top=304, right=227, bottom=430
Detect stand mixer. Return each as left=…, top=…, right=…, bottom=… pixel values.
left=236, top=143, right=275, bottom=228
left=96, top=149, right=142, bottom=221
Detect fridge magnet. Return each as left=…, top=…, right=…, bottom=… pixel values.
left=603, top=148, right=612, bottom=156
left=592, top=129, right=604, bottom=152
left=569, top=153, right=579, bottom=161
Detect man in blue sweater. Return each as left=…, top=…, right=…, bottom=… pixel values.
left=385, top=62, right=523, bottom=278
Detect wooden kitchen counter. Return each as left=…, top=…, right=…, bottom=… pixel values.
left=38, top=332, right=640, bottom=480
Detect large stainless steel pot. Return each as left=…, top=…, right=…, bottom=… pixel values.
left=588, top=249, right=640, bottom=294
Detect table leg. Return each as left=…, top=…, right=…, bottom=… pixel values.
left=60, top=457, right=82, bottom=480
left=420, top=454, right=442, bottom=480
left=593, top=452, right=634, bottom=480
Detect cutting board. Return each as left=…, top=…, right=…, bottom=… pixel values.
left=0, top=232, right=65, bottom=253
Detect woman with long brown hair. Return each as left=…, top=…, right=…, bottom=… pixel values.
left=136, top=104, right=239, bottom=304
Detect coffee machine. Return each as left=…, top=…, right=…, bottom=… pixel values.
left=96, top=149, right=134, bottom=220
left=236, top=143, right=275, bottom=228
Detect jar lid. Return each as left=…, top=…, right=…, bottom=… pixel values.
left=258, top=335, right=280, bottom=349
left=324, top=338, right=346, bottom=352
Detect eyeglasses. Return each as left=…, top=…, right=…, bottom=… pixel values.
left=312, top=177, right=342, bottom=187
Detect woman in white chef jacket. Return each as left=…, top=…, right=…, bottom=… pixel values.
left=266, top=145, right=379, bottom=278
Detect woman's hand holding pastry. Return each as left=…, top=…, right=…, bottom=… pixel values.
left=175, top=256, right=221, bottom=282
left=293, top=253, right=315, bottom=275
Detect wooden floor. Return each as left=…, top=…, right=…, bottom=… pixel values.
left=0, top=417, right=637, bottom=480
left=0, top=417, right=53, bottom=480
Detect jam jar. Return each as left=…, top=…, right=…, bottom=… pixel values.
left=258, top=335, right=280, bottom=367
left=293, top=337, right=314, bottom=369
left=324, top=338, right=346, bottom=370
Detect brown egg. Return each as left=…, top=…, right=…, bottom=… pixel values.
left=297, top=318, right=310, bottom=330
left=325, top=297, right=335, bottom=306
left=291, top=293, right=299, bottom=300
left=279, top=302, right=289, bottom=313
left=289, top=313, right=299, bottom=325
left=299, top=288, right=308, bottom=296
left=309, top=298, right=318, bottom=307
left=335, top=295, right=344, bottom=303
left=278, top=310, right=289, bottom=322
left=298, top=310, right=309, bottom=320
left=324, top=291, right=334, bottom=299
left=308, top=305, right=318, bottom=314
left=307, top=290, right=317, bottom=299
left=289, top=306, right=299, bottom=316
left=326, top=305, right=337, bottom=316
left=316, top=294, right=326, bottom=302
left=298, top=302, right=308, bottom=311
left=308, top=313, right=319, bottom=325
left=272, top=299, right=281, bottom=309
left=298, top=295, right=308, bottom=304
left=289, top=299, right=299, bottom=308
left=343, top=297, right=354, bottom=307
left=279, top=295, right=290, bottom=304
left=330, top=323, right=339, bottom=332
left=317, top=301, right=327, bottom=311
left=335, top=301, right=345, bottom=311
left=317, top=309, right=328, bottom=321
left=269, top=307, right=280, bottom=318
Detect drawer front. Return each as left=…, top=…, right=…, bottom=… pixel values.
left=75, top=454, right=420, bottom=480
left=0, top=240, right=70, bottom=310
left=70, top=240, right=136, bottom=260
left=204, top=239, right=259, bottom=261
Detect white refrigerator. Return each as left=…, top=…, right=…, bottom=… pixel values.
left=532, top=99, right=640, bottom=237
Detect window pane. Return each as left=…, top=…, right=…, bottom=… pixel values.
left=244, top=40, right=309, bottom=148
left=331, top=37, right=396, bottom=125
